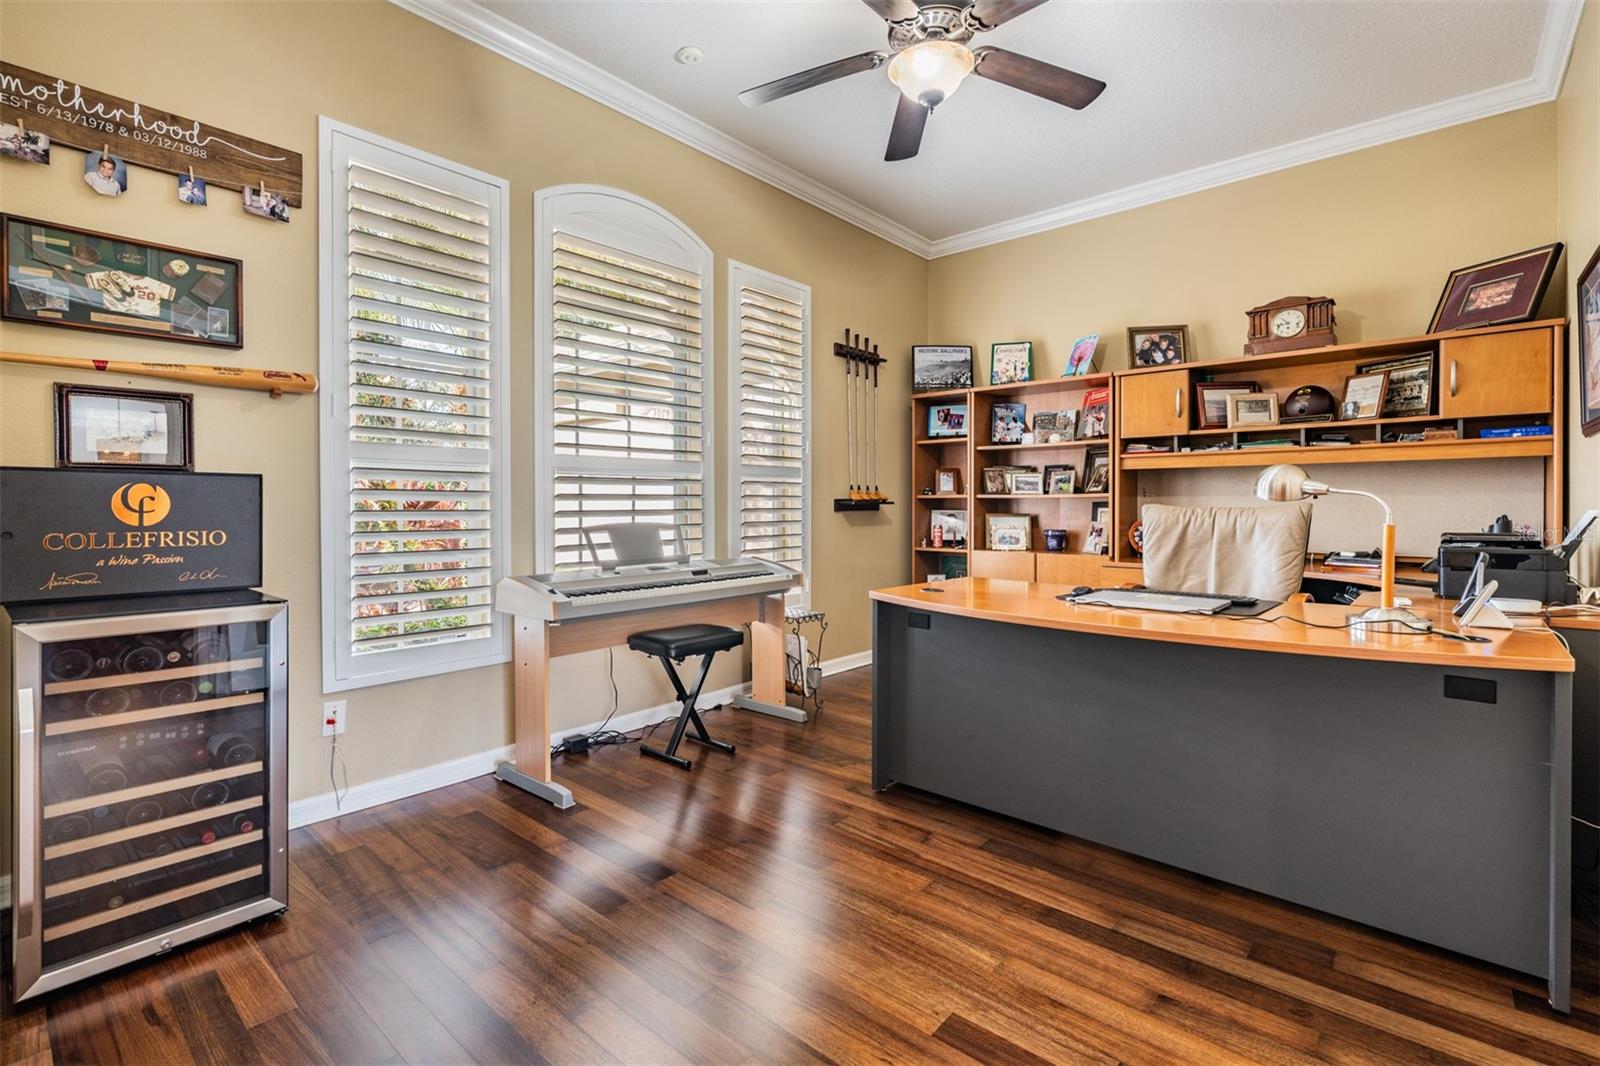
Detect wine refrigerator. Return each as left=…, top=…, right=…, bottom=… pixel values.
left=3, top=593, right=287, bottom=1001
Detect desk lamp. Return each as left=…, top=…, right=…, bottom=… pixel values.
left=1254, top=464, right=1432, bottom=633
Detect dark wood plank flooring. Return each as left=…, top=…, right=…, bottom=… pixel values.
left=6, top=666, right=1599, bottom=1064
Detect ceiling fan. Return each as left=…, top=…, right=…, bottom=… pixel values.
left=738, top=0, right=1105, bottom=161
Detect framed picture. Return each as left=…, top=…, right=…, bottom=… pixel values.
left=913, top=345, right=973, bottom=392
left=1064, top=333, right=1099, bottom=376
left=926, top=402, right=967, bottom=438
left=1079, top=388, right=1110, bottom=438
left=1009, top=472, right=1043, bottom=495
left=1128, top=325, right=1190, bottom=367
left=1340, top=371, right=1389, bottom=420
left=2, top=215, right=243, bottom=348
left=1044, top=464, right=1077, bottom=494
left=1355, top=353, right=1434, bottom=417
left=54, top=383, right=193, bottom=470
left=930, top=509, right=967, bottom=548
left=1032, top=411, right=1058, bottom=437
left=1428, top=243, right=1562, bottom=332
left=1084, top=523, right=1107, bottom=555
left=1195, top=381, right=1259, bottom=430
left=1083, top=453, right=1110, bottom=493
left=1576, top=244, right=1600, bottom=436
left=991, top=341, right=1033, bottom=384
left=986, top=513, right=1031, bottom=551
left=1090, top=501, right=1109, bottom=526
left=1227, top=392, right=1279, bottom=427
left=981, top=466, right=1010, bottom=494
left=991, top=402, right=1027, bottom=443
left=935, top=467, right=962, bottom=495
left=940, top=554, right=968, bottom=580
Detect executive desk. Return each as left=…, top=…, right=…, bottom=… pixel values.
left=870, top=577, right=1576, bottom=1011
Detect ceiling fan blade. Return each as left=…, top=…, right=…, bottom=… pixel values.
left=885, top=94, right=929, bottom=161
left=968, top=0, right=1050, bottom=29
left=971, top=46, right=1106, bottom=109
left=862, top=0, right=920, bottom=20
left=739, top=51, right=888, bottom=106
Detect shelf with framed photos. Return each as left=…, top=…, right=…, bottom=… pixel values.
left=910, top=370, right=1118, bottom=585
left=1107, top=318, right=1566, bottom=569
left=910, top=391, right=973, bottom=582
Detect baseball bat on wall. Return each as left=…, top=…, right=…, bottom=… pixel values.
left=0, top=350, right=317, bottom=397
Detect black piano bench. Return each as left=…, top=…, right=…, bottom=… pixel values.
left=628, top=623, right=743, bottom=770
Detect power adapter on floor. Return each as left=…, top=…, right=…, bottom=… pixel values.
left=558, top=734, right=590, bottom=756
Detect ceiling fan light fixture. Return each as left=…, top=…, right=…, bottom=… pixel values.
left=887, top=40, right=974, bottom=110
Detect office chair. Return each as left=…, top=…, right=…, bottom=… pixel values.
left=580, top=522, right=687, bottom=569
left=1139, top=501, right=1313, bottom=603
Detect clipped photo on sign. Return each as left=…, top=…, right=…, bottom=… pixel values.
left=83, top=150, right=127, bottom=197
left=243, top=183, right=290, bottom=222
left=0, top=120, right=49, bottom=164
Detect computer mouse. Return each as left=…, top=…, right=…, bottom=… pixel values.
left=1070, top=585, right=1093, bottom=596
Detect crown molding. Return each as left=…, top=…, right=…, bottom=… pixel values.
left=391, top=0, right=1583, bottom=264
left=388, top=0, right=934, bottom=257
left=928, top=0, right=1587, bottom=257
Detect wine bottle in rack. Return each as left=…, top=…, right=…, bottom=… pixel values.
left=206, top=733, right=258, bottom=768
left=116, top=637, right=172, bottom=673
left=157, top=679, right=198, bottom=705
left=86, top=687, right=135, bottom=716
left=44, top=644, right=96, bottom=682
left=180, top=631, right=231, bottom=666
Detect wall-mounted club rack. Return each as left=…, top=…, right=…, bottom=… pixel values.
left=834, top=329, right=895, bottom=512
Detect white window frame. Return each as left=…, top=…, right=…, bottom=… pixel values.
left=534, top=185, right=715, bottom=573
left=726, top=260, right=812, bottom=602
left=317, top=116, right=512, bottom=692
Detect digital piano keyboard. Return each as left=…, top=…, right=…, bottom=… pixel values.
left=495, top=558, right=801, bottom=622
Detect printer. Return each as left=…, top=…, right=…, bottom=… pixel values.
left=1435, top=510, right=1596, bottom=602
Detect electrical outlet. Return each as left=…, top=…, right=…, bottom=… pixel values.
left=322, top=699, right=346, bottom=737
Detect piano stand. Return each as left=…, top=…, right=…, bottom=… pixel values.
left=496, top=592, right=792, bottom=808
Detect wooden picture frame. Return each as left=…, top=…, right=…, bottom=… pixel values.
left=1577, top=243, right=1600, bottom=437
left=1128, top=325, right=1190, bottom=367
left=1355, top=353, right=1435, bottom=418
left=1427, top=243, right=1562, bottom=332
left=54, top=383, right=194, bottom=470
left=990, top=341, right=1033, bottom=384
left=934, top=467, right=962, bottom=495
left=2, top=215, right=243, bottom=349
left=1340, top=370, right=1389, bottom=420
left=1194, top=381, right=1259, bottom=430
left=1226, top=392, right=1279, bottom=428
left=986, top=513, right=1031, bottom=551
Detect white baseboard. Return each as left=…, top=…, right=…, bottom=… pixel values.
left=286, top=649, right=872, bottom=829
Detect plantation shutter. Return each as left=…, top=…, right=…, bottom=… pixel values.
left=320, top=120, right=510, bottom=691
left=537, top=190, right=712, bottom=572
left=730, top=265, right=809, bottom=590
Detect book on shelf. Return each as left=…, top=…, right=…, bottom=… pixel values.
left=1237, top=438, right=1298, bottom=448
left=1123, top=442, right=1172, bottom=453
left=1478, top=425, right=1551, bottom=438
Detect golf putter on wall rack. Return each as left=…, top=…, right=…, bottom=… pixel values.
left=833, top=329, right=893, bottom=511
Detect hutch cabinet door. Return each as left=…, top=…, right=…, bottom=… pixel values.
left=1439, top=331, right=1551, bottom=420
left=1118, top=368, right=1190, bottom=438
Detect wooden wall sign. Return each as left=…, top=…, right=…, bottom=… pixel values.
left=0, top=62, right=302, bottom=206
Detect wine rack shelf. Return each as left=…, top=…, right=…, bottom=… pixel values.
left=45, top=830, right=265, bottom=899
left=46, top=693, right=265, bottom=737
left=43, top=656, right=265, bottom=696
left=43, top=761, right=264, bottom=820
left=43, top=865, right=265, bottom=942
left=44, top=796, right=266, bottom=860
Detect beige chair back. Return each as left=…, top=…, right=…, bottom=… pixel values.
left=1140, top=502, right=1313, bottom=602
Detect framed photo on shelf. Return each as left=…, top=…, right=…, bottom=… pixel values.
left=1195, top=381, right=1258, bottom=429
left=2, top=214, right=243, bottom=348
left=1043, top=464, right=1077, bottom=494
left=926, top=402, right=967, bottom=438
left=1064, top=333, right=1099, bottom=376
left=991, top=402, right=1027, bottom=443
left=1579, top=243, right=1600, bottom=437
left=54, top=383, right=193, bottom=470
left=1356, top=353, right=1434, bottom=417
left=940, top=554, right=968, bottom=580
left=1428, top=243, right=1562, bottom=332
left=1010, top=472, right=1043, bottom=495
left=986, top=513, right=1031, bottom=551
left=1078, top=388, right=1110, bottom=438
left=935, top=467, right=962, bottom=495
left=912, top=345, right=974, bottom=392
left=1083, top=453, right=1110, bottom=493
left=981, top=466, right=1010, bottom=494
left=991, top=341, right=1033, bottom=384
left=1128, top=325, right=1190, bottom=367
left=930, top=509, right=967, bottom=548
left=1340, top=370, right=1389, bottom=420
left=1227, top=392, right=1279, bottom=428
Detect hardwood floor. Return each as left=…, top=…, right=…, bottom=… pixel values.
left=5, top=665, right=1598, bottom=1064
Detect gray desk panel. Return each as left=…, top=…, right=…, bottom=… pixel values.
left=873, top=601, right=1566, bottom=996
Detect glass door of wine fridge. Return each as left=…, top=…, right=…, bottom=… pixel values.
left=7, top=600, right=287, bottom=1001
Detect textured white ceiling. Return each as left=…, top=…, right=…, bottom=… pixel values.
left=478, top=0, right=1556, bottom=243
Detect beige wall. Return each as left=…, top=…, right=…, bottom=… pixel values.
left=0, top=1, right=925, bottom=802
left=1559, top=2, right=1600, bottom=584
left=928, top=104, right=1567, bottom=543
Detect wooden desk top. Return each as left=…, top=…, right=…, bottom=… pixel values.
left=870, top=578, right=1574, bottom=673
